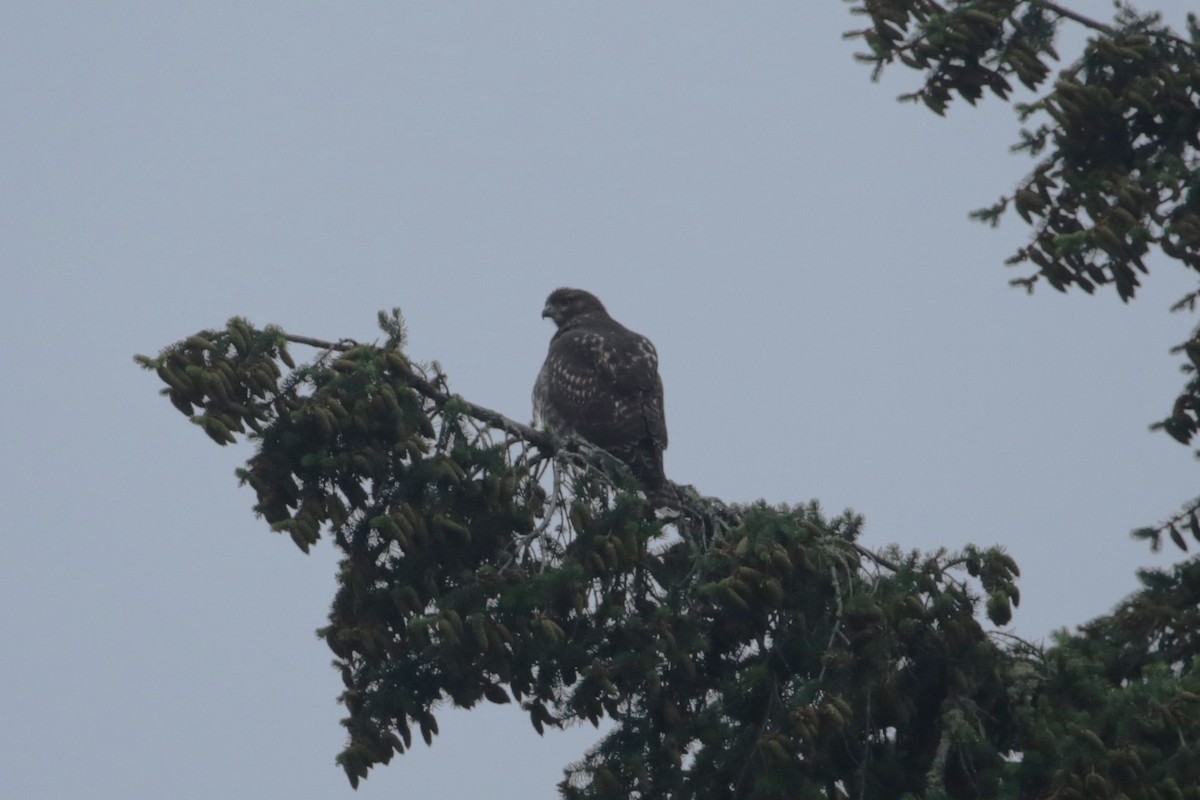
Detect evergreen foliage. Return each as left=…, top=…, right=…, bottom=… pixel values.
left=843, top=0, right=1200, bottom=546
left=130, top=4, right=1200, bottom=793
left=137, top=312, right=1200, bottom=797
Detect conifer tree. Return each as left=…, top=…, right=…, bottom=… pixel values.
left=136, top=3, right=1200, bottom=796
left=844, top=0, right=1200, bottom=544
left=136, top=308, right=1200, bottom=798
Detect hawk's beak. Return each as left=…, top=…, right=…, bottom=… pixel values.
left=542, top=304, right=556, bottom=321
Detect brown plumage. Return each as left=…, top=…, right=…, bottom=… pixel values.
left=533, top=288, right=668, bottom=491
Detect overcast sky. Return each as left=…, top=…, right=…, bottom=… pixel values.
left=4, top=3, right=1198, bottom=798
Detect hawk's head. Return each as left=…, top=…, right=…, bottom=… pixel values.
left=541, top=287, right=607, bottom=329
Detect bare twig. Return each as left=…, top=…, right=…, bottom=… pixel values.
left=851, top=542, right=901, bottom=573
left=1032, top=0, right=1115, bottom=35
left=818, top=566, right=849, bottom=683
left=926, top=728, right=952, bottom=793
left=1034, top=0, right=1195, bottom=48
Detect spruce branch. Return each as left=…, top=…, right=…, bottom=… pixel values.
left=280, top=330, right=556, bottom=451
left=279, top=328, right=740, bottom=549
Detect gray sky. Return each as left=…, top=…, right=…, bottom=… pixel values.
left=3, top=3, right=1197, bottom=798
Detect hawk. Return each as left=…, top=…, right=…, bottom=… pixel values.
left=533, top=287, right=668, bottom=493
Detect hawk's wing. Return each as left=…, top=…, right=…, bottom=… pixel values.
left=534, top=322, right=667, bottom=454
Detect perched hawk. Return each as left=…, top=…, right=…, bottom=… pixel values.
left=533, top=288, right=668, bottom=492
